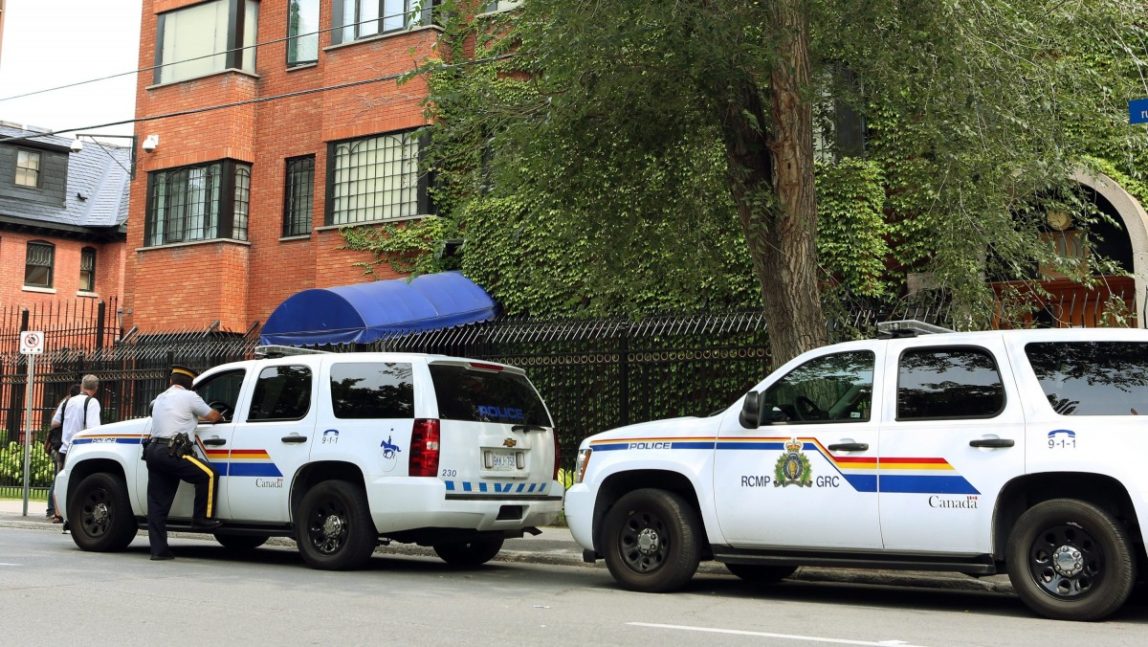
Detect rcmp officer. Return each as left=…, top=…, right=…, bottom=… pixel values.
left=144, top=365, right=224, bottom=560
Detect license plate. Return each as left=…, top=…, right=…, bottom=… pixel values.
left=484, top=450, right=519, bottom=471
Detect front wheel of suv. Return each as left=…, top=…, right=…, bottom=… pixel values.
left=1006, top=498, right=1136, bottom=621
left=68, top=472, right=138, bottom=552
left=602, top=488, right=701, bottom=592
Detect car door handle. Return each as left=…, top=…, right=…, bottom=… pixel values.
left=969, top=438, right=1015, bottom=448
left=201, top=438, right=227, bottom=447
left=827, top=443, right=869, bottom=451
left=282, top=435, right=308, bottom=444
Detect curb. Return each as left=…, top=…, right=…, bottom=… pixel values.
left=1, top=512, right=1014, bottom=595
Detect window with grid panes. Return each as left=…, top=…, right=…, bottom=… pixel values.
left=15, top=149, right=41, bottom=187
left=24, top=241, right=54, bottom=288
left=332, top=0, right=434, bottom=45
left=80, top=247, right=96, bottom=292
left=284, top=156, right=315, bottom=236
left=145, top=160, right=252, bottom=246
left=328, top=132, right=423, bottom=225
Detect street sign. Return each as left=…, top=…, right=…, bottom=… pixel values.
left=1130, top=98, right=1148, bottom=125
left=19, top=331, right=44, bottom=355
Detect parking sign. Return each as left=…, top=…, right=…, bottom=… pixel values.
left=19, top=331, right=44, bottom=355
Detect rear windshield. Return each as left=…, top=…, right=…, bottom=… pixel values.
left=430, top=364, right=551, bottom=426
left=1025, top=341, right=1148, bottom=415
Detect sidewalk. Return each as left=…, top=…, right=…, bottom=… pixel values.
left=0, top=497, right=1013, bottom=595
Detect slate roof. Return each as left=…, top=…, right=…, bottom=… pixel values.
left=0, top=123, right=131, bottom=233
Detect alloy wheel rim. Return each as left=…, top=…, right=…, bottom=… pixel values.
left=1028, top=522, right=1103, bottom=598
left=619, top=510, right=667, bottom=573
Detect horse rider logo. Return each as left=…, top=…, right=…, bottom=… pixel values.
left=774, top=437, right=812, bottom=487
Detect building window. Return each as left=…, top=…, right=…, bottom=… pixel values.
left=287, top=0, right=319, bottom=65
left=80, top=247, right=97, bottom=292
left=327, top=131, right=426, bottom=226
left=480, top=0, right=521, bottom=13
left=155, top=0, right=259, bottom=84
left=15, top=149, right=41, bottom=187
left=145, top=160, right=252, bottom=247
left=332, top=0, right=434, bottom=45
left=24, top=241, right=54, bottom=288
left=284, top=156, right=315, bottom=236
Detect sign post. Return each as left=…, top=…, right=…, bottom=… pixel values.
left=19, top=331, right=44, bottom=517
left=1130, top=98, right=1148, bottom=125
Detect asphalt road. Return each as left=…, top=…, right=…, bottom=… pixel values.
left=2, top=525, right=1146, bottom=647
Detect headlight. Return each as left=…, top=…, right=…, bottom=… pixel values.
left=574, top=447, right=592, bottom=484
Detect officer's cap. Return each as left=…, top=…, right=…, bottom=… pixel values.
left=170, top=365, right=198, bottom=380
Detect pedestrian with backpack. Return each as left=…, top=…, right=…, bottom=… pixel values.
left=45, top=384, right=81, bottom=521
left=52, top=374, right=102, bottom=521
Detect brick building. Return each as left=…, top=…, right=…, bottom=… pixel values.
left=125, top=1, right=509, bottom=332
left=0, top=123, right=129, bottom=314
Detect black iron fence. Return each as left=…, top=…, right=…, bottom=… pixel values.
left=1, top=288, right=1126, bottom=489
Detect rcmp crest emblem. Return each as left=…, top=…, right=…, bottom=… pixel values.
left=774, top=437, right=813, bottom=487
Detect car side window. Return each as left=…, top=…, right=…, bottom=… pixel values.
left=330, top=362, right=415, bottom=419
left=1026, top=341, right=1148, bottom=415
left=248, top=365, right=313, bottom=422
left=762, top=351, right=875, bottom=423
left=897, top=346, right=1004, bottom=420
left=194, top=369, right=246, bottom=415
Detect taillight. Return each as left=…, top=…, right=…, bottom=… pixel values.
left=409, top=418, right=440, bottom=477
left=552, top=431, right=561, bottom=481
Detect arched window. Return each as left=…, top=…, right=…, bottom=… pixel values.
left=25, top=241, right=54, bottom=288
left=80, top=247, right=97, bottom=292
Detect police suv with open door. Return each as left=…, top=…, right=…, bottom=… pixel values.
left=57, top=350, right=562, bottom=570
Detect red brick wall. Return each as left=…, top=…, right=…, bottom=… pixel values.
left=126, top=0, right=437, bottom=332
left=0, top=232, right=125, bottom=308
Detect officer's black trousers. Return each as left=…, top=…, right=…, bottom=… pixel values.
left=144, top=442, right=218, bottom=556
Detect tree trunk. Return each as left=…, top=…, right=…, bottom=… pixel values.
left=723, top=0, right=825, bottom=368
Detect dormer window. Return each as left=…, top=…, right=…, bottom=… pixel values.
left=15, top=149, right=41, bottom=187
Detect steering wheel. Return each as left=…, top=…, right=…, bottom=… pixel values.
left=793, top=395, right=825, bottom=421
left=208, top=401, right=232, bottom=422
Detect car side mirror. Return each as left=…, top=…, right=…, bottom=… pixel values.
left=739, top=391, right=762, bottom=428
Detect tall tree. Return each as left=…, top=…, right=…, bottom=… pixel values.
left=414, top=0, right=1147, bottom=365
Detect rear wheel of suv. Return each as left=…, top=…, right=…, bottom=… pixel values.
left=602, top=488, right=701, bottom=592
left=725, top=563, right=798, bottom=583
left=433, top=534, right=505, bottom=567
left=295, top=480, right=377, bottom=570
left=1006, top=499, right=1136, bottom=621
left=68, top=473, right=138, bottom=552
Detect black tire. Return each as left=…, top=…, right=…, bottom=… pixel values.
left=602, top=488, right=701, bottom=592
left=214, top=533, right=269, bottom=551
left=433, top=534, right=505, bottom=568
left=67, top=472, right=138, bottom=552
left=294, top=480, right=377, bottom=570
left=725, top=563, right=798, bottom=583
left=1006, top=499, right=1136, bottom=621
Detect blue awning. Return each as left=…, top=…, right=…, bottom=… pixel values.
left=260, top=272, right=496, bottom=346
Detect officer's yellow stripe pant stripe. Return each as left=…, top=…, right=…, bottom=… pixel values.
left=181, top=454, right=216, bottom=518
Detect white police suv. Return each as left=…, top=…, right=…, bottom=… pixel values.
left=566, top=324, right=1148, bottom=621
left=58, top=351, right=562, bottom=569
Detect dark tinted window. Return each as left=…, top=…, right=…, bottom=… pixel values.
left=1026, top=342, right=1148, bottom=415
left=897, top=347, right=1004, bottom=420
left=330, top=362, right=414, bottom=419
left=194, top=370, right=246, bottom=415
left=430, top=364, right=551, bottom=426
left=248, top=365, right=312, bottom=421
left=762, top=351, right=875, bottom=423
